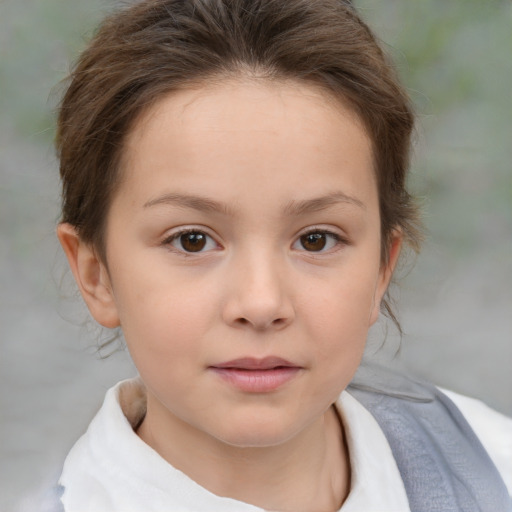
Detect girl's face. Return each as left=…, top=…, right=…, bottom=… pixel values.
left=79, top=80, right=399, bottom=448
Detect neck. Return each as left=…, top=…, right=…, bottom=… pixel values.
left=137, top=398, right=350, bottom=512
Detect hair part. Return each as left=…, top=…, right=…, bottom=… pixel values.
left=57, top=0, right=423, bottom=331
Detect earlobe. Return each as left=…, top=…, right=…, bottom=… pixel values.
left=57, top=223, right=120, bottom=328
left=369, top=231, right=403, bottom=326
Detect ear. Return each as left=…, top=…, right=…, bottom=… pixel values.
left=369, top=230, right=403, bottom=326
left=57, top=223, right=120, bottom=328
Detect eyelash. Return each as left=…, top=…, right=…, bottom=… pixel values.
left=161, top=228, right=220, bottom=254
left=161, top=227, right=348, bottom=254
left=293, top=228, right=348, bottom=254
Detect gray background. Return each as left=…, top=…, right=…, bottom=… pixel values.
left=1, top=0, right=511, bottom=510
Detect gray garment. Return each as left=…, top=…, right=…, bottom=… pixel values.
left=348, top=363, right=512, bottom=512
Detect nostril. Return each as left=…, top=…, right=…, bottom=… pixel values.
left=234, top=316, right=288, bottom=330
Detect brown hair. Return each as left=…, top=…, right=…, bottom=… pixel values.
left=57, top=0, right=422, bottom=328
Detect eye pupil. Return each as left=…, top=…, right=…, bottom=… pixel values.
left=301, top=233, right=326, bottom=251
left=180, top=232, right=206, bottom=252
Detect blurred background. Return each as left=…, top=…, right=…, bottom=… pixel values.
left=1, top=0, right=511, bottom=509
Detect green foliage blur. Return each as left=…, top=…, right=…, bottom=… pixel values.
left=0, top=0, right=108, bottom=141
left=1, top=0, right=511, bottom=253
left=359, top=0, right=512, bottom=252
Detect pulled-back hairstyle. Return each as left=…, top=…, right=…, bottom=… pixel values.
left=57, top=0, right=422, bottom=328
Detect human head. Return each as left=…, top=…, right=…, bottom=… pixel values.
left=59, top=77, right=404, bottom=462
left=57, top=0, right=421, bottom=325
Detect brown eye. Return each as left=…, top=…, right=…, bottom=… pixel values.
left=294, top=230, right=343, bottom=253
left=300, top=233, right=327, bottom=251
left=179, top=232, right=207, bottom=252
left=166, top=230, right=218, bottom=253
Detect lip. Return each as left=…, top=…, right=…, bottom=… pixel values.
left=209, top=357, right=303, bottom=393
left=212, top=356, right=298, bottom=370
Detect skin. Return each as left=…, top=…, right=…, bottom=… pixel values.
left=58, top=79, right=401, bottom=512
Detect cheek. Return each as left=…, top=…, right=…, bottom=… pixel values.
left=298, top=261, right=380, bottom=366
left=109, top=261, right=220, bottom=365
left=120, top=295, right=212, bottom=399
left=304, top=270, right=378, bottom=333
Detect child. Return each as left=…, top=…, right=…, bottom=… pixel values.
left=55, top=0, right=512, bottom=510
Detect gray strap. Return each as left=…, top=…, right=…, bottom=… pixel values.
left=348, top=364, right=512, bottom=512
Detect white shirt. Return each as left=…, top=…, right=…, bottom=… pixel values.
left=59, top=378, right=512, bottom=512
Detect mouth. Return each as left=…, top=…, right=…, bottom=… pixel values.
left=209, top=357, right=303, bottom=393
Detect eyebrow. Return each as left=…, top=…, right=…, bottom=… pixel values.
left=143, top=191, right=365, bottom=216
left=143, top=193, right=235, bottom=215
left=283, top=191, right=365, bottom=216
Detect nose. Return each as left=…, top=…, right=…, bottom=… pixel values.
left=222, top=251, right=295, bottom=331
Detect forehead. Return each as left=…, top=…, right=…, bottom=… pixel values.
left=119, top=79, right=376, bottom=208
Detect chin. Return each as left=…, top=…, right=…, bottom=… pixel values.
left=210, top=412, right=311, bottom=449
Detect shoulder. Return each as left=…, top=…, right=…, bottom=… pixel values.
left=58, top=378, right=145, bottom=511
left=348, top=363, right=512, bottom=502
left=440, top=388, right=512, bottom=495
